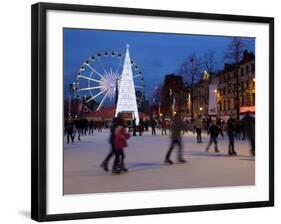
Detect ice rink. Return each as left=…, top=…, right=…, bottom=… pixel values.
left=64, top=129, right=255, bottom=195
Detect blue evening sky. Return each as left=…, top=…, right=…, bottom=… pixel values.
left=63, top=28, right=255, bottom=99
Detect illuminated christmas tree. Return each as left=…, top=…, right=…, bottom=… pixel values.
left=115, top=44, right=139, bottom=125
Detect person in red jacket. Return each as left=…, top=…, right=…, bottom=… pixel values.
left=112, top=117, right=131, bottom=174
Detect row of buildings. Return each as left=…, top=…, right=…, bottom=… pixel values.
left=157, top=50, right=255, bottom=119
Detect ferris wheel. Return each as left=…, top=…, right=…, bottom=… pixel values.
left=74, top=50, right=145, bottom=111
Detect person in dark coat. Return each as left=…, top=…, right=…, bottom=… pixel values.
left=89, top=120, right=94, bottom=135
left=161, top=118, right=167, bottom=135
left=100, top=116, right=119, bottom=171
left=206, top=120, right=223, bottom=152
left=193, top=115, right=203, bottom=143
left=132, top=118, right=137, bottom=136
left=66, top=119, right=75, bottom=143
left=226, top=115, right=237, bottom=155
left=164, top=113, right=187, bottom=164
left=150, top=116, right=156, bottom=135
left=138, top=118, right=144, bottom=136
left=216, top=116, right=224, bottom=137
left=74, top=118, right=82, bottom=141
left=242, top=112, right=255, bottom=156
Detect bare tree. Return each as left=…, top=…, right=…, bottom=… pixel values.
left=203, top=49, right=217, bottom=76
left=225, top=37, right=249, bottom=120
left=179, top=53, right=203, bottom=120
left=225, top=37, right=247, bottom=65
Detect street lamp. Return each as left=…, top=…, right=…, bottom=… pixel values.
left=169, top=89, right=174, bottom=118
left=154, top=86, right=161, bottom=116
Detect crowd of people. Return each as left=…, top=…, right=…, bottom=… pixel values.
left=64, top=111, right=255, bottom=174
left=64, top=119, right=108, bottom=143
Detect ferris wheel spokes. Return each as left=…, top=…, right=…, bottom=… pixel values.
left=135, top=85, right=145, bottom=89
left=85, top=63, right=106, bottom=80
left=78, top=86, right=103, bottom=92
left=86, top=88, right=108, bottom=103
left=75, top=49, right=145, bottom=110
left=78, top=74, right=103, bottom=83
left=96, top=90, right=110, bottom=111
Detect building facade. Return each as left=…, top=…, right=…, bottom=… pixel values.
left=192, top=50, right=255, bottom=117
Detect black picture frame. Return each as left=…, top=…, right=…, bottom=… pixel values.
left=31, top=2, right=274, bottom=222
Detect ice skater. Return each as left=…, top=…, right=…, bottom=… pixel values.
left=206, top=120, right=223, bottom=153
left=164, top=113, right=186, bottom=164
left=193, top=115, right=203, bottom=143
left=100, top=116, right=119, bottom=171
left=66, top=119, right=75, bottom=143
left=112, top=117, right=131, bottom=174
left=242, top=111, right=255, bottom=156
left=161, top=118, right=167, bottom=135
left=226, top=115, right=237, bottom=155
left=132, top=118, right=137, bottom=136
left=150, top=116, right=156, bottom=135
left=139, top=118, right=144, bottom=136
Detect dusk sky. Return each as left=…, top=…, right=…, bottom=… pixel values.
left=63, top=28, right=255, bottom=101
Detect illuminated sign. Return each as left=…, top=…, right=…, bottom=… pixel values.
left=240, top=106, right=255, bottom=113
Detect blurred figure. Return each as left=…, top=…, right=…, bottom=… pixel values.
left=74, top=118, right=82, bottom=141
left=164, top=113, right=186, bottom=164
left=150, top=116, right=156, bottom=135
left=183, top=118, right=189, bottom=135
left=97, top=121, right=102, bottom=132
left=112, top=117, right=131, bottom=174
left=100, top=116, right=119, bottom=171
left=89, top=120, right=94, bottom=135
left=206, top=120, right=223, bottom=152
left=66, top=119, right=75, bottom=143
left=216, top=116, right=224, bottom=137
left=132, top=118, right=137, bottom=136
left=234, top=119, right=242, bottom=140
left=160, top=118, right=167, bottom=135
left=193, top=115, right=203, bottom=143
left=242, top=112, right=255, bottom=156
left=144, top=120, right=149, bottom=131
left=139, top=118, right=144, bottom=136
left=226, top=115, right=237, bottom=155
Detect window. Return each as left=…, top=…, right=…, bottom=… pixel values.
left=246, top=65, right=249, bottom=75
left=252, top=93, right=255, bottom=106
left=240, top=67, right=244, bottom=76
left=251, top=63, right=255, bottom=73
left=246, top=80, right=249, bottom=88
left=223, top=87, right=226, bottom=95
left=223, top=100, right=226, bottom=111
left=241, top=82, right=244, bottom=90
left=241, top=95, right=244, bottom=106
left=228, top=99, right=231, bottom=110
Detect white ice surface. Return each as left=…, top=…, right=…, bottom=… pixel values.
left=64, top=129, right=255, bottom=195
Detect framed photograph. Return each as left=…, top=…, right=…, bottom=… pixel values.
left=31, top=2, right=274, bottom=222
